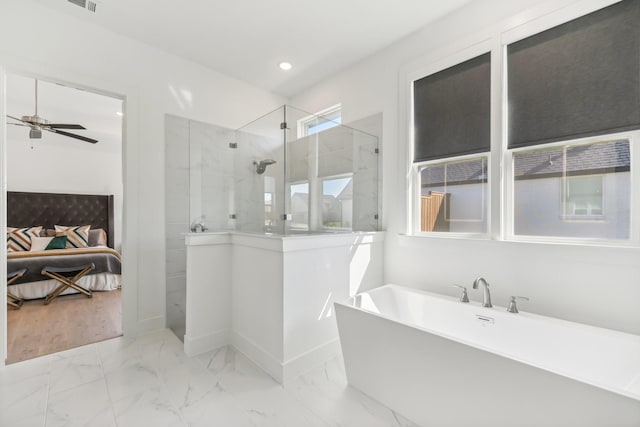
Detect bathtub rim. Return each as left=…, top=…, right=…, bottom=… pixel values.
left=335, top=283, right=640, bottom=402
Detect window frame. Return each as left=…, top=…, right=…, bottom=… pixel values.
left=297, top=104, right=342, bottom=138
left=503, top=131, right=638, bottom=246
left=288, top=180, right=310, bottom=230
left=562, top=174, right=605, bottom=220
left=406, top=41, right=493, bottom=239
left=320, top=173, right=354, bottom=231
left=412, top=152, right=491, bottom=238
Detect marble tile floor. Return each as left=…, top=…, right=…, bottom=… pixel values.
left=0, top=328, right=419, bottom=427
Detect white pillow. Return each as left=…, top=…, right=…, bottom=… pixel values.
left=30, top=236, right=54, bottom=252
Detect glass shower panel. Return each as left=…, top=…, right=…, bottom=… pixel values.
left=234, top=106, right=286, bottom=234
left=189, top=119, right=235, bottom=232
left=283, top=106, right=314, bottom=234
left=352, top=127, right=379, bottom=231
left=315, top=124, right=378, bottom=231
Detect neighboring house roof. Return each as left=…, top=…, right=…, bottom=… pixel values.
left=421, top=158, right=487, bottom=188
left=421, top=139, right=630, bottom=188
left=514, top=139, right=630, bottom=180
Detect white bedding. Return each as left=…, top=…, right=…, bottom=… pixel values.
left=8, top=272, right=121, bottom=300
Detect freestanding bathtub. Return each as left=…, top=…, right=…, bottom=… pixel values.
left=335, top=284, right=640, bottom=427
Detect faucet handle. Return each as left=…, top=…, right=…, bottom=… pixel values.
left=452, top=285, right=469, bottom=303
left=507, top=296, right=529, bottom=313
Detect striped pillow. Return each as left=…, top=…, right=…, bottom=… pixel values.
left=7, top=226, right=43, bottom=252
left=54, top=225, right=91, bottom=249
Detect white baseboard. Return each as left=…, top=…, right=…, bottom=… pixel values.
left=184, top=329, right=230, bottom=357
left=282, top=339, right=342, bottom=386
left=231, top=331, right=284, bottom=383
left=136, top=316, right=165, bottom=335
left=230, top=332, right=342, bottom=386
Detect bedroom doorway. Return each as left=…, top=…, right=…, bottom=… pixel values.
left=4, top=72, right=124, bottom=363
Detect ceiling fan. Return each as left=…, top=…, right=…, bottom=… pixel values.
left=6, top=80, right=98, bottom=144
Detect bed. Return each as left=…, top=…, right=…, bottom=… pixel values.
left=6, top=191, right=121, bottom=301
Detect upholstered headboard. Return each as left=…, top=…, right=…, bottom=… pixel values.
left=7, top=191, right=115, bottom=249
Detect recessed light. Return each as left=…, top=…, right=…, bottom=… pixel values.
left=279, top=62, right=292, bottom=71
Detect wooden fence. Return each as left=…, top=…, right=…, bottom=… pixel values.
left=420, top=191, right=450, bottom=232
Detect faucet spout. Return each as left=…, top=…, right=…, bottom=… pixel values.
left=472, top=277, right=492, bottom=308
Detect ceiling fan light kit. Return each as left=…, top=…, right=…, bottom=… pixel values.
left=6, top=80, right=98, bottom=144
left=29, top=127, right=42, bottom=139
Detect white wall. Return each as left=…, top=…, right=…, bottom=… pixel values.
left=291, top=0, right=640, bottom=335
left=0, top=0, right=285, bottom=347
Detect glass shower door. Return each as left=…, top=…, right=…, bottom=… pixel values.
left=233, top=106, right=286, bottom=234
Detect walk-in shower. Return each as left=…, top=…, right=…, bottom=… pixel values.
left=165, top=106, right=381, bottom=340
left=170, top=105, right=380, bottom=236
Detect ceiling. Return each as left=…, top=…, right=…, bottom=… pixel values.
left=33, top=0, right=472, bottom=97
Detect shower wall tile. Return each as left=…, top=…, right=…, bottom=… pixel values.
left=166, top=275, right=186, bottom=294
left=287, top=137, right=311, bottom=183
left=165, top=114, right=191, bottom=341
left=191, top=120, right=235, bottom=230
left=166, top=223, right=189, bottom=250
left=353, top=137, right=379, bottom=231
left=165, top=185, right=190, bottom=224
left=317, top=126, right=355, bottom=177
left=165, top=115, right=190, bottom=170
left=349, top=113, right=382, bottom=231
left=166, top=248, right=187, bottom=277
left=201, top=129, right=235, bottom=230
left=165, top=115, right=191, bottom=225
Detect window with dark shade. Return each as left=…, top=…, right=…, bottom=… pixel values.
left=413, top=52, right=491, bottom=162
left=507, top=0, right=640, bottom=149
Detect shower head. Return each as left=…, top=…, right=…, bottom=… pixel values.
left=254, top=159, right=276, bottom=175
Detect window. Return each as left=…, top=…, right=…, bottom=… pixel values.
left=512, top=139, right=630, bottom=240
left=412, top=52, right=491, bottom=235
left=406, top=0, right=640, bottom=245
left=418, top=157, right=488, bottom=233
left=506, top=0, right=639, bottom=242
left=264, top=192, right=274, bottom=227
left=322, top=176, right=352, bottom=229
left=564, top=175, right=604, bottom=218
left=298, top=104, right=342, bottom=137
left=289, top=182, right=309, bottom=229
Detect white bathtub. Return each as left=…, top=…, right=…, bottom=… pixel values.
left=334, top=284, right=640, bottom=427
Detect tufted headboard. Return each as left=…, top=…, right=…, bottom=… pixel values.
left=7, top=191, right=115, bottom=249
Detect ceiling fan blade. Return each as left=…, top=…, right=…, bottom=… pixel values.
left=7, top=122, right=29, bottom=127
left=48, top=128, right=98, bottom=144
left=6, top=115, right=27, bottom=123
left=47, top=123, right=86, bottom=130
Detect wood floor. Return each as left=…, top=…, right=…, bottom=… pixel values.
left=6, top=289, right=122, bottom=364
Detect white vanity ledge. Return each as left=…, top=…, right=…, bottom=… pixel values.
left=184, top=231, right=232, bottom=246
left=184, top=231, right=384, bottom=252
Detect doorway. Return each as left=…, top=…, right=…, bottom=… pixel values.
left=4, top=72, right=124, bottom=363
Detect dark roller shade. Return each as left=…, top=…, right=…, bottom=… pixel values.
left=507, top=0, right=640, bottom=149
left=413, top=52, right=491, bottom=162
